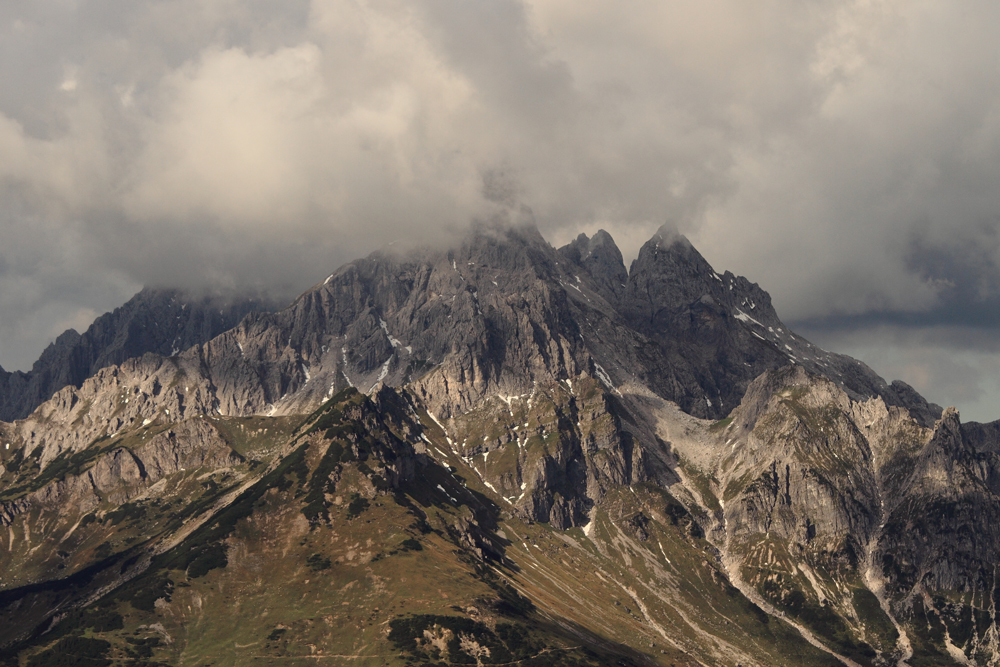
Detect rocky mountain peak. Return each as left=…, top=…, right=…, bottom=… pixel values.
left=0, top=221, right=949, bottom=442
left=557, top=230, right=628, bottom=305
left=648, top=222, right=692, bottom=247
left=624, top=225, right=779, bottom=334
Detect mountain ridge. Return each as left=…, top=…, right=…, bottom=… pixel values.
left=1, top=222, right=999, bottom=666
left=0, top=287, right=280, bottom=422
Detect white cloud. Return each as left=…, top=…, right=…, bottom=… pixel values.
left=125, top=44, right=328, bottom=225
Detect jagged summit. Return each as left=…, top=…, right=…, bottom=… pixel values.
left=211, top=221, right=793, bottom=418
left=647, top=222, right=694, bottom=247
left=2, top=223, right=942, bottom=433
left=557, top=230, right=628, bottom=304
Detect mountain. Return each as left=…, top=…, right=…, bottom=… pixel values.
left=0, top=221, right=996, bottom=666
left=0, top=288, right=280, bottom=422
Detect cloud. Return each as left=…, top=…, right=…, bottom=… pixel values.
left=689, top=1, right=1000, bottom=321
left=1, top=0, right=1000, bottom=427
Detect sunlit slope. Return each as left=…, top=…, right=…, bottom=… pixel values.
left=0, top=385, right=847, bottom=666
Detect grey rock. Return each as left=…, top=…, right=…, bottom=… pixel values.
left=0, top=416, right=241, bottom=525
left=0, top=287, right=278, bottom=422
left=558, top=229, right=629, bottom=305
left=3, top=222, right=945, bottom=454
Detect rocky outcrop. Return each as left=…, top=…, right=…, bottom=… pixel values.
left=0, top=288, right=277, bottom=422
left=474, top=384, right=649, bottom=529
left=657, top=364, right=1000, bottom=664
left=135, top=419, right=244, bottom=481
left=1, top=417, right=241, bottom=524
left=5, top=354, right=223, bottom=468
left=558, top=230, right=629, bottom=306
left=706, top=366, right=950, bottom=565
left=445, top=378, right=651, bottom=529
left=877, top=407, right=1000, bottom=595
left=717, top=367, right=882, bottom=553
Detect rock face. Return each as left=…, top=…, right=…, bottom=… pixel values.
left=0, top=418, right=243, bottom=525
left=0, top=288, right=278, bottom=422
left=612, top=226, right=943, bottom=425
left=721, top=368, right=886, bottom=545
left=558, top=230, right=629, bottom=305
left=878, top=407, right=1000, bottom=594
left=439, top=377, right=655, bottom=529
left=659, top=363, right=1000, bottom=665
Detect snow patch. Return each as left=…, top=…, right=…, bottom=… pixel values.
left=593, top=363, right=620, bottom=395
left=370, top=358, right=391, bottom=391
left=341, top=347, right=354, bottom=387
left=379, top=318, right=403, bottom=348
left=435, top=483, right=458, bottom=504
left=733, top=309, right=764, bottom=328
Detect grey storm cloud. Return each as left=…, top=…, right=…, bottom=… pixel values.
left=3, top=1, right=1000, bottom=419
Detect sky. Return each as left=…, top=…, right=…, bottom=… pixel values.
left=2, top=1, right=1000, bottom=422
